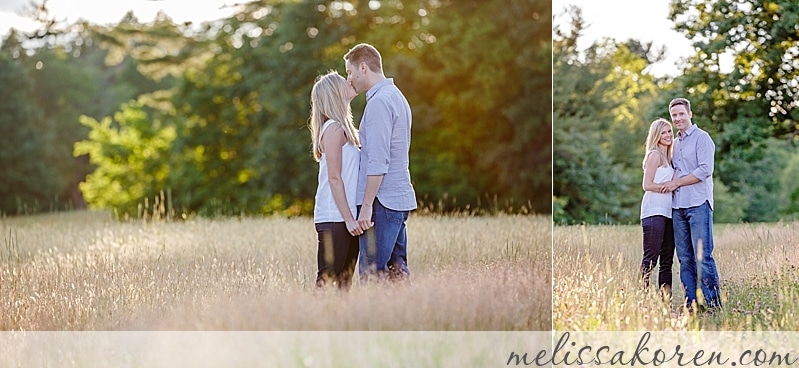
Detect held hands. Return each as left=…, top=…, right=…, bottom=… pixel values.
left=357, top=204, right=375, bottom=232
left=346, top=218, right=364, bottom=236
left=346, top=203, right=375, bottom=236
left=659, top=180, right=679, bottom=193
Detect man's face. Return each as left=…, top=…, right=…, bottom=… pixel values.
left=345, top=59, right=366, bottom=95
left=669, top=104, right=692, bottom=132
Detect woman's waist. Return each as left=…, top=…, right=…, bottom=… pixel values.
left=642, top=191, right=672, bottom=203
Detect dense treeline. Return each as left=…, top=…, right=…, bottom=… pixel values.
left=0, top=0, right=551, bottom=217
left=553, top=1, right=799, bottom=224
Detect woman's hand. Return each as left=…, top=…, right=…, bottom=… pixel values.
left=346, top=218, right=363, bottom=236
left=659, top=180, right=678, bottom=193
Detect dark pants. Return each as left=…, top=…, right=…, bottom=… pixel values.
left=315, top=222, right=359, bottom=289
left=641, top=215, right=675, bottom=291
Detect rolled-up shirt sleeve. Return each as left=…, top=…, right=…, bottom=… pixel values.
left=692, top=133, right=715, bottom=180
left=363, top=97, right=392, bottom=176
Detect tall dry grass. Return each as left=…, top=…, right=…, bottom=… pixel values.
left=0, top=211, right=550, bottom=330
left=554, top=222, right=799, bottom=331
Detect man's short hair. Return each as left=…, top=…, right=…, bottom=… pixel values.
left=669, top=97, right=691, bottom=113
left=344, top=43, right=383, bottom=74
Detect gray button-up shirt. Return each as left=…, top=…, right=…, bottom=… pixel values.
left=357, top=78, right=417, bottom=211
left=672, top=124, right=715, bottom=210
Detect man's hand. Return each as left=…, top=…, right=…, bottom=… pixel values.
left=346, top=218, right=363, bottom=236
left=660, top=180, right=679, bottom=193
left=358, top=204, right=375, bottom=230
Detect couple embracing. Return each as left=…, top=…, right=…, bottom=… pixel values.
left=640, top=97, right=722, bottom=313
left=308, top=43, right=416, bottom=289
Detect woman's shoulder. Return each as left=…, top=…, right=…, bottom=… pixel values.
left=644, top=150, right=671, bottom=169
left=320, top=120, right=346, bottom=144
left=644, top=150, right=661, bottom=164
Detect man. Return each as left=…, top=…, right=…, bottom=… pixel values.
left=661, top=97, right=722, bottom=311
left=343, top=43, right=416, bottom=281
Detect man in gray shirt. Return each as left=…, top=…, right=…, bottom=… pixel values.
left=344, top=43, right=416, bottom=281
left=662, top=97, right=722, bottom=311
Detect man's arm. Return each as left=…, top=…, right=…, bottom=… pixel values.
left=663, top=133, right=714, bottom=191
left=357, top=175, right=383, bottom=229
left=674, top=173, right=701, bottom=187
left=357, top=97, right=392, bottom=229
left=691, top=132, right=715, bottom=181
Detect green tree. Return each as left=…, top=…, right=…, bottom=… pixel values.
left=671, top=0, right=798, bottom=139
left=74, top=99, right=176, bottom=217
left=1, top=0, right=177, bottom=212
left=404, top=0, right=551, bottom=213
left=780, top=150, right=799, bottom=217
left=23, top=35, right=173, bottom=210
left=73, top=0, right=551, bottom=217
left=0, top=53, right=57, bottom=214
left=668, top=0, right=798, bottom=222
left=553, top=6, right=660, bottom=223
left=157, top=0, right=359, bottom=215
left=713, top=180, right=747, bottom=223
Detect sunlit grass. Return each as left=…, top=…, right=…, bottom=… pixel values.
left=0, top=211, right=550, bottom=330
left=554, top=222, right=799, bottom=331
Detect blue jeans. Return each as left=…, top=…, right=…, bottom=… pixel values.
left=358, top=198, right=410, bottom=280
left=673, top=201, right=722, bottom=308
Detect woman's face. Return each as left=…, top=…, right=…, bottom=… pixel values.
left=344, top=80, right=357, bottom=102
left=659, top=124, right=673, bottom=147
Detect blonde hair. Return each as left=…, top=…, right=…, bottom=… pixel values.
left=642, top=118, right=673, bottom=169
left=343, top=43, right=383, bottom=74
left=309, top=71, right=359, bottom=161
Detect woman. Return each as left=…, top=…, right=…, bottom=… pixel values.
left=640, top=118, right=676, bottom=300
left=309, top=71, right=362, bottom=289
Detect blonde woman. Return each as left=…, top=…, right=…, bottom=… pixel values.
left=640, top=118, right=676, bottom=300
left=309, top=71, right=361, bottom=289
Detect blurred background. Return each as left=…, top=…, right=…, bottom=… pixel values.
left=0, top=0, right=552, bottom=218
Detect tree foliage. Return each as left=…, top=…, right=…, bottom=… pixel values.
left=781, top=150, right=799, bottom=216
left=0, top=2, right=172, bottom=214
left=74, top=99, right=176, bottom=217
left=0, top=53, right=56, bottom=214
left=1, top=0, right=551, bottom=217
left=668, top=0, right=798, bottom=222
left=554, top=1, right=799, bottom=224
left=553, top=7, right=659, bottom=224
left=406, top=0, right=551, bottom=213
left=670, top=0, right=799, bottom=139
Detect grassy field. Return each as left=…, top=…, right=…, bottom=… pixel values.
left=554, top=222, right=799, bottom=331
left=0, top=211, right=550, bottom=331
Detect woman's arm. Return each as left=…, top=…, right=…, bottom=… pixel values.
left=642, top=152, right=664, bottom=192
left=320, top=123, right=363, bottom=235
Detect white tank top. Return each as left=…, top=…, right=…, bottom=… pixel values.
left=640, top=154, right=675, bottom=219
left=314, top=120, right=360, bottom=223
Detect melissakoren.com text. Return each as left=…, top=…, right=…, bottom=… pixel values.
left=507, top=332, right=798, bottom=367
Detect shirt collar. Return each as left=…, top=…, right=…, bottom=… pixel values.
left=366, top=78, right=394, bottom=101
left=678, top=124, right=698, bottom=139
